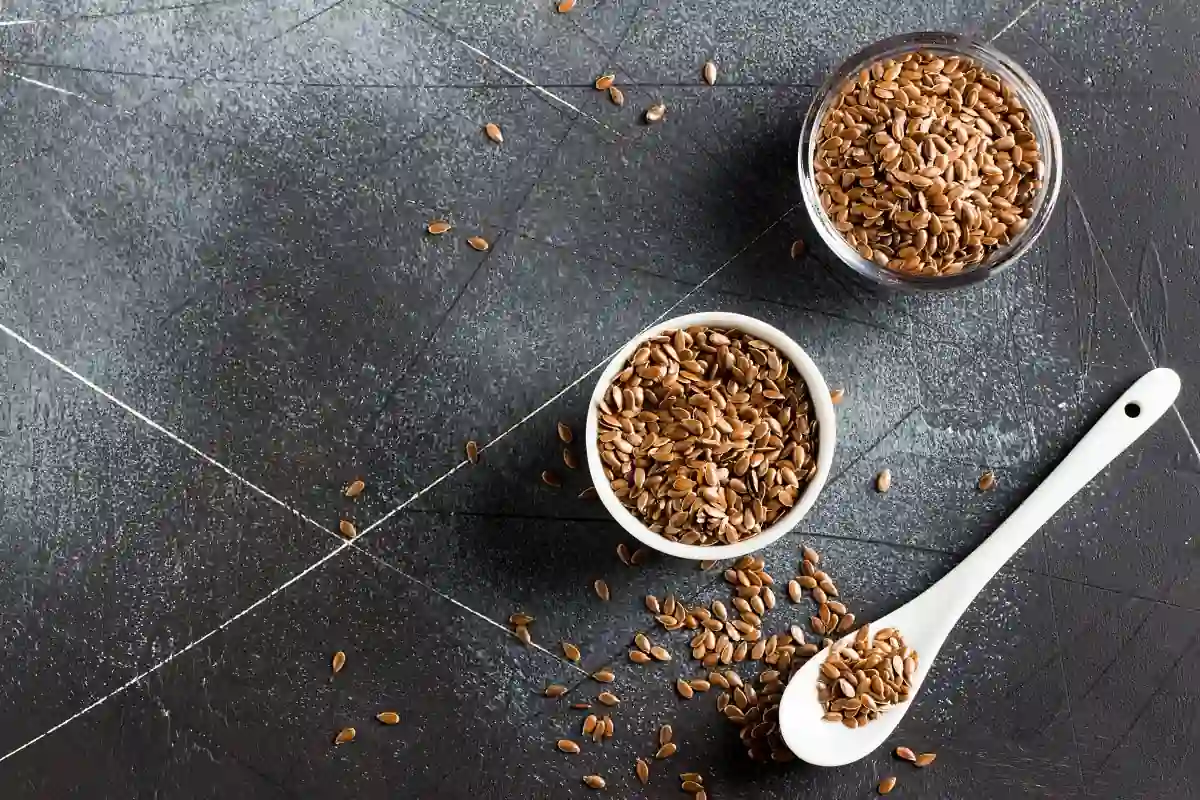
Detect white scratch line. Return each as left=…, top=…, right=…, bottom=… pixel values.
left=365, top=201, right=802, bottom=532
left=0, top=540, right=352, bottom=765
left=1067, top=187, right=1200, bottom=466
left=988, top=0, right=1042, bottom=42
left=3, top=71, right=89, bottom=99
left=0, top=321, right=337, bottom=538
left=0, top=19, right=40, bottom=26
left=453, top=39, right=621, bottom=136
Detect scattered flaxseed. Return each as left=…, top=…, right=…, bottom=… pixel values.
left=557, top=739, right=581, bottom=754
left=376, top=711, right=400, bottom=725
left=557, top=421, right=574, bottom=443
left=879, top=775, right=898, bottom=794
left=636, top=757, right=650, bottom=784
left=344, top=479, right=365, bottom=498
left=545, top=684, right=568, bottom=698
left=467, top=235, right=490, bottom=252
left=598, top=691, right=620, bottom=706
left=426, top=220, right=451, bottom=235
left=594, top=74, right=615, bottom=91
left=915, top=752, right=937, bottom=767
left=334, top=727, right=356, bottom=745
left=338, top=520, right=357, bottom=539
left=592, top=669, right=616, bottom=683
left=616, top=543, right=632, bottom=565
left=608, top=86, right=625, bottom=106
left=582, top=775, right=605, bottom=789
left=676, top=678, right=695, bottom=699
left=594, top=579, right=611, bottom=601
left=651, top=646, right=671, bottom=662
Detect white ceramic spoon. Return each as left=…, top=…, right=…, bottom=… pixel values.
left=778, top=367, right=1181, bottom=766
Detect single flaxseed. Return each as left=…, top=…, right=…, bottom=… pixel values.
left=598, top=691, right=620, bottom=706
left=426, top=219, right=452, bottom=235
left=331, top=651, right=346, bottom=674
left=630, top=649, right=652, bottom=663
left=879, top=776, right=897, bottom=794
left=616, top=543, right=632, bottom=565
left=895, top=746, right=916, bottom=762
left=582, top=775, right=605, bottom=789
left=515, top=625, right=532, bottom=646
left=334, top=727, right=356, bottom=745
left=338, top=520, right=357, bottom=539
left=659, top=723, right=673, bottom=746
left=915, top=752, right=937, bottom=767
left=542, top=469, right=562, bottom=487
left=572, top=702, right=591, bottom=709
left=803, top=546, right=820, bottom=564
left=544, top=684, right=568, bottom=698
left=557, top=421, right=574, bottom=443
left=876, top=468, right=892, bottom=493
left=583, top=714, right=598, bottom=735
left=644, top=103, right=666, bottom=124
left=563, top=447, right=580, bottom=469
left=636, top=757, right=650, bottom=784
left=556, top=0, right=576, bottom=11
left=592, top=669, right=616, bottom=683
left=484, top=122, right=503, bottom=143
left=702, top=61, right=717, bottom=86
left=376, top=711, right=400, bottom=725
left=790, top=239, right=806, bottom=259
left=651, top=646, right=671, bottom=662
left=594, top=579, right=611, bottom=601
left=830, top=388, right=845, bottom=405
left=683, top=780, right=704, bottom=793
left=978, top=469, right=996, bottom=491
left=676, top=678, right=695, bottom=699
left=510, top=613, right=534, bottom=626
left=655, top=742, right=677, bottom=759
left=344, top=479, right=365, bottom=498
left=467, top=235, right=490, bottom=252
left=594, top=74, right=615, bottom=91
left=608, top=86, right=625, bottom=106
left=557, top=739, right=581, bottom=754
left=466, top=440, right=480, bottom=464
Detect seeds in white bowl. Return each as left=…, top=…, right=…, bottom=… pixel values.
left=813, top=50, right=1044, bottom=277
left=595, top=326, right=819, bottom=547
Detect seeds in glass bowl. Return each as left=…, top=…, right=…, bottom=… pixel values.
left=813, top=50, right=1044, bottom=277
left=595, top=326, right=819, bottom=547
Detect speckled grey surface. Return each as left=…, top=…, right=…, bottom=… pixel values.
left=1, top=0, right=1198, bottom=798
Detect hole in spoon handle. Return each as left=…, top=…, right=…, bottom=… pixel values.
left=926, top=368, right=1181, bottom=620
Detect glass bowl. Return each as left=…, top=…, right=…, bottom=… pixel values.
left=797, top=32, right=1063, bottom=291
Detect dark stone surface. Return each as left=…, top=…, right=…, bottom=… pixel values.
left=1, top=0, right=1198, bottom=797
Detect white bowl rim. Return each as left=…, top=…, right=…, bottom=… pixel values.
left=585, top=312, right=837, bottom=561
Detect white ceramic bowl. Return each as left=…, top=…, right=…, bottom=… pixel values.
left=585, top=312, right=837, bottom=561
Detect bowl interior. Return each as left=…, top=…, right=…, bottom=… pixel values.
left=585, top=312, right=837, bottom=561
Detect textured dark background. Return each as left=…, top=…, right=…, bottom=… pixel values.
left=1, top=0, right=1198, bottom=797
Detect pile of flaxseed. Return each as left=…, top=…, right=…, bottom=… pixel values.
left=596, top=326, right=819, bottom=546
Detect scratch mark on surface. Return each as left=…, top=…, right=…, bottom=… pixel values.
left=987, top=0, right=1043, bottom=43
left=1067, top=184, right=1200, bottom=469
left=2, top=71, right=89, bottom=99
left=1135, top=240, right=1170, bottom=363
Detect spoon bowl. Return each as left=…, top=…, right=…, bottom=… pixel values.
left=779, top=367, right=1182, bottom=766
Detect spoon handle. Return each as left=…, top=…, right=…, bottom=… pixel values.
left=914, top=367, right=1181, bottom=631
